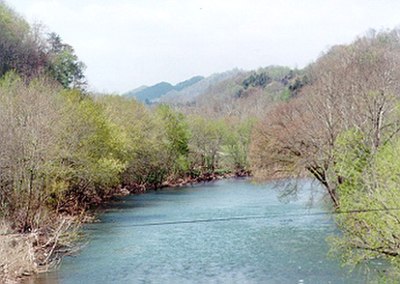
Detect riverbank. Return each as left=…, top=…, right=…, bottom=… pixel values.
left=0, top=170, right=251, bottom=283
left=0, top=216, right=81, bottom=283
left=0, top=233, right=35, bottom=283
left=123, top=170, right=251, bottom=194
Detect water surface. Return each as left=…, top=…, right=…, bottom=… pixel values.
left=35, top=179, right=374, bottom=283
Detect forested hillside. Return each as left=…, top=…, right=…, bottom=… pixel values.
left=173, top=66, right=306, bottom=119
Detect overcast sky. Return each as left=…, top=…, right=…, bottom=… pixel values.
left=9, top=0, right=400, bottom=93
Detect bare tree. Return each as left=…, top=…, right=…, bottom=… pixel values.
left=250, top=29, right=400, bottom=208
left=0, top=74, right=62, bottom=231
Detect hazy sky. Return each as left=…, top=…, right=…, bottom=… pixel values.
left=9, top=0, right=400, bottom=93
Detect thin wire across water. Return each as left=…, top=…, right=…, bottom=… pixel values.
left=123, top=207, right=400, bottom=227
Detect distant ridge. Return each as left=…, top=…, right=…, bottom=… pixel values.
left=124, top=82, right=173, bottom=102
left=123, top=66, right=300, bottom=107
left=159, top=69, right=242, bottom=104
left=174, top=76, right=204, bottom=91
left=125, top=85, right=148, bottom=96
left=124, top=76, right=204, bottom=103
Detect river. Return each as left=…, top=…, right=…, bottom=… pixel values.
left=33, top=179, right=377, bottom=283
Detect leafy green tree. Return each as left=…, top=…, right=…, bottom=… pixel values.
left=52, top=91, right=125, bottom=207
left=188, top=116, right=228, bottom=173
left=0, top=3, right=86, bottom=88
left=96, top=95, right=168, bottom=188
left=329, top=130, right=400, bottom=278
left=46, top=33, right=86, bottom=89
left=222, top=118, right=254, bottom=171
left=248, top=29, right=400, bottom=274
left=155, top=104, right=190, bottom=176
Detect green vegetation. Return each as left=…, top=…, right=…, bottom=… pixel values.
left=330, top=131, right=400, bottom=270
left=47, top=33, right=86, bottom=89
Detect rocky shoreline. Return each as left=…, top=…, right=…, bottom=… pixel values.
left=119, top=170, right=251, bottom=195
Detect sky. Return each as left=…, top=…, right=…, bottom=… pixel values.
left=9, top=0, right=400, bottom=94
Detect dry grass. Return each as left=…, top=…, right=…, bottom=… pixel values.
left=0, top=216, right=82, bottom=283
left=0, top=232, right=37, bottom=283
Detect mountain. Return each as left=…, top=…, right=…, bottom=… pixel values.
left=124, top=76, right=204, bottom=103
left=124, top=67, right=305, bottom=112
left=159, top=69, right=242, bottom=104
left=124, top=82, right=174, bottom=102
left=174, top=76, right=204, bottom=91
left=124, top=85, right=148, bottom=97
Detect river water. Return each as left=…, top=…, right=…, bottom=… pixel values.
left=34, top=179, right=377, bottom=283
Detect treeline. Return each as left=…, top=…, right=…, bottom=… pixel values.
left=0, top=73, right=253, bottom=234
left=250, top=29, right=400, bottom=274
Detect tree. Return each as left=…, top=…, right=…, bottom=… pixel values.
left=46, top=32, right=86, bottom=89
left=0, top=73, right=63, bottom=231
left=155, top=105, right=190, bottom=176
left=0, top=3, right=48, bottom=78
left=249, top=29, right=400, bottom=275
left=188, top=116, right=228, bottom=173
left=0, top=3, right=86, bottom=88
left=329, top=131, right=400, bottom=276
left=221, top=117, right=254, bottom=172
left=52, top=90, right=126, bottom=209
left=96, top=95, right=169, bottom=188
left=250, top=29, right=400, bottom=208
